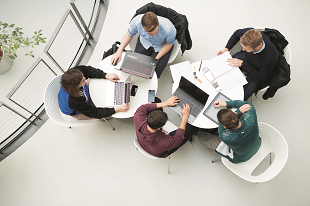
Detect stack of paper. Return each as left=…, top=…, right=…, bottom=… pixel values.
left=169, top=61, right=196, bottom=92
left=200, top=52, right=247, bottom=94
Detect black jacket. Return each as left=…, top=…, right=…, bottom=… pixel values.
left=256, top=28, right=291, bottom=100
left=132, top=2, right=192, bottom=55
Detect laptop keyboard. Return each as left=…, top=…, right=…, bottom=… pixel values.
left=123, top=58, right=153, bottom=76
left=174, top=88, right=202, bottom=117
left=114, top=82, right=124, bottom=105
left=125, top=83, right=131, bottom=103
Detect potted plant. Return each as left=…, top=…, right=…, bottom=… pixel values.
left=0, top=21, right=46, bottom=74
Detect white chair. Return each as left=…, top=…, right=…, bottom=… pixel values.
left=128, top=33, right=180, bottom=82
left=221, top=122, right=289, bottom=183
left=133, top=120, right=178, bottom=174
left=44, top=75, right=114, bottom=130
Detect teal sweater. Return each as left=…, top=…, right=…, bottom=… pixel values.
left=218, top=101, right=261, bottom=163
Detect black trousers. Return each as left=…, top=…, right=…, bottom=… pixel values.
left=233, top=51, right=259, bottom=101
left=134, top=36, right=173, bottom=78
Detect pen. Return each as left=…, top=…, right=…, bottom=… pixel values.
left=199, top=61, right=202, bottom=72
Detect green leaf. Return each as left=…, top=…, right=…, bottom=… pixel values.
left=31, top=54, right=34, bottom=58
left=25, top=53, right=29, bottom=56
left=38, top=29, right=42, bottom=33
left=14, top=44, right=18, bottom=49
left=9, top=24, right=15, bottom=28
left=34, top=31, right=37, bottom=35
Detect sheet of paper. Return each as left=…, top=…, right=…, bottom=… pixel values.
left=205, top=51, right=234, bottom=78
left=170, top=61, right=196, bottom=91
left=216, top=67, right=248, bottom=94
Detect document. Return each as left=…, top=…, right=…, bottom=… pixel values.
left=200, top=52, right=247, bottom=93
left=170, top=61, right=196, bottom=92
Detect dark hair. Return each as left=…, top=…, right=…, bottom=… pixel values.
left=240, top=29, right=263, bottom=49
left=217, top=109, right=239, bottom=129
left=141, top=12, right=159, bottom=32
left=147, top=110, right=168, bottom=129
left=61, top=68, right=83, bottom=97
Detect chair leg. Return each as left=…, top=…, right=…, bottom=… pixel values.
left=211, top=155, right=221, bottom=163
left=102, top=117, right=115, bottom=131
left=168, top=156, right=171, bottom=174
left=166, top=65, right=174, bottom=83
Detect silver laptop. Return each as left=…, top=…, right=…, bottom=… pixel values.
left=169, top=76, right=209, bottom=123
left=203, top=92, right=231, bottom=124
left=105, top=75, right=131, bottom=106
left=120, top=51, right=158, bottom=79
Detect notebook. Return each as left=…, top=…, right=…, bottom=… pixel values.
left=203, top=92, right=231, bottom=124
left=120, top=51, right=158, bottom=79
left=169, top=76, right=209, bottom=123
left=105, top=75, right=131, bottom=106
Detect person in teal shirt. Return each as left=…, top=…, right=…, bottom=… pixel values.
left=199, top=100, right=261, bottom=163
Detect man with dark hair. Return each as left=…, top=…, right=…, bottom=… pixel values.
left=198, top=100, right=261, bottom=163
left=111, top=11, right=176, bottom=78
left=217, top=28, right=278, bottom=100
left=134, top=96, right=198, bottom=158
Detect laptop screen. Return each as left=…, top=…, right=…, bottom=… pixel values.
left=179, top=76, right=209, bottom=105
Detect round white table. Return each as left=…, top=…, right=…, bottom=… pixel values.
left=89, top=52, right=158, bottom=119
left=171, top=61, right=244, bottom=129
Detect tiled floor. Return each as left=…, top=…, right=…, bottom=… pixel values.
left=0, top=0, right=310, bottom=205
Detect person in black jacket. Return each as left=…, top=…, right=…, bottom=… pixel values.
left=58, top=65, right=129, bottom=120
left=218, top=28, right=278, bottom=100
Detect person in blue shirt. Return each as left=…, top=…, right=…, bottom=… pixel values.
left=111, top=12, right=177, bottom=78
left=58, top=65, right=129, bottom=120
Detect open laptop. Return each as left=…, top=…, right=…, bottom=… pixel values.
left=203, top=92, right=231, bottom=124
left=105, top=75, right=131, bottom=106
left=120, top=51, right=158, bottom=79
left=169, top=76, right=209, bottom=123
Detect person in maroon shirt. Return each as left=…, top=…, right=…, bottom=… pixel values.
left=134, top=96, right=198, bottom=158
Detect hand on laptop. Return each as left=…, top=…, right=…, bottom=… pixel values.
left=111, top=51, right=122, bottom=66
left=180, top=104, right=191, bottom=120
left=165, top=96, right=180, bottom=107
left=105, top=73, right=120, bottom=82
left=115, top=104, right=129, bottom=113
left=217, top=48, right=229, bottom=56
left=214, top=99, right=227, bottom=108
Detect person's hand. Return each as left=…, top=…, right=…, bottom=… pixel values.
left=214, top=99, right=227, bottom=108
left=105, top=73, right=120, bottom=82
left=217, top=48, right=229, bottom=56
left=180, top=104, right=191, bottom=119
left=115, top=104, right=129, bottom=113
left=165, top=96, right=180, bottom=107
left=227, top=58, right=243, bottom=67
left=111, top=51, right=122, bottom=66
left=239, top=104, right=251, bottom=114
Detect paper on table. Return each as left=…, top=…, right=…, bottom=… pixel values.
left=170, top=61, right=196, bottom=87
left=216, top=67, right=248, bottom=94
left=206, top=51, right=234, bottom=78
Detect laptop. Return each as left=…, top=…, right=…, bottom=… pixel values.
left=105, top=75, right=132, bottom=106
left=120, top=51, right=158, bottom=79
left=169, top=76, right=209, bottom=123
left=203, top=92, right=231, bottom=124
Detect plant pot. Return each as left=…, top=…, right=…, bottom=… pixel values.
left=0, top=50, right=13, bottom=75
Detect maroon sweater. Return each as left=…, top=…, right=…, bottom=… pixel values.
left=134, top=103, right=185, bottom=158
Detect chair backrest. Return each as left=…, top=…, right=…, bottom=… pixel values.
left=134, top=120, right=178, bottom=159
left=221, top=122, right=288, bottom=183
left=44, top=75, right=97, bottom=127
left=128, top=33, right=180, bottom=64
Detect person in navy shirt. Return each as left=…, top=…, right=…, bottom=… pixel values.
left=217, top=28, right=278, bottom=100
left=111, top=12, right=177, bottom=78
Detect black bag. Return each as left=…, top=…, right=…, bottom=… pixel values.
left=102, top=41, right=125, bottom=60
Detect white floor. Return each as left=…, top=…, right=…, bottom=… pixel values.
left=1, top=0, right=310, bottom=205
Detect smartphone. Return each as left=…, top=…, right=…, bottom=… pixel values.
left=148, top=90, right=156, bottom=103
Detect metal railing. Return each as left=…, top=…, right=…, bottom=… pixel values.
left=0, top=0, right=104, bottom=152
